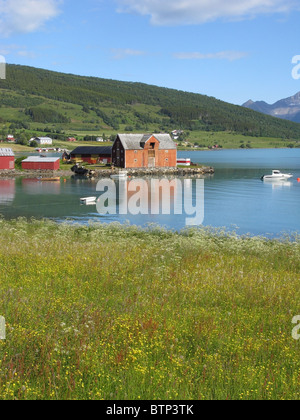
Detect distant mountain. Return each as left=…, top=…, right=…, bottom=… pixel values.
left=242, top=92, right=300, bottom=123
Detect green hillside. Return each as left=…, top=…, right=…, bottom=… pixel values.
left=0, top=64, right=300, bottom=148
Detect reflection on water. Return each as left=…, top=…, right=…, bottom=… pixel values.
left=95, top=178, right=204, bottom=227
left=263, top=180, right=293, bottom=190
left=22, top=178, right=61, bottom=195
left=0, top=148, right=299, bottom=236
left=0, top=180, right=15, bottom=205
left=114, top=178, right=179, bottom=215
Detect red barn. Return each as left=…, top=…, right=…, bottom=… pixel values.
left=22, top=157, right=60, bottom=171
left=70, top=146, right=112, bottom=164
left=0, top=148, right=15, bottom=170
left=112, top=134, right=177, bottom=169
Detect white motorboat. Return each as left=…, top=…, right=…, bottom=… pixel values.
left=110, top=170, right=128, bottom=180
left=80, top=196, right=97, bottom=205
left=261, top=170, right=293, bottom=181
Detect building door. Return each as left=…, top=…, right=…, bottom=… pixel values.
left=115, top=148, right=121, bottom=167
left=148, top=150, right=156, bottom=168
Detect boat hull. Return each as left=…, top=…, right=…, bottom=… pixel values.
left=80, top=197, right=97, bottom=205
left=261, top=170, right=293, bottom=181
left=262, top=175, right=293, bottom=181
left=39, top=177, right=61, bottom=182
left=110, top=171, right=128, bottom=180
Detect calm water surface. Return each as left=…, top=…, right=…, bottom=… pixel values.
left=0, top=148, right=299, bottom=237
left=180, top=148, right=300, bottom=236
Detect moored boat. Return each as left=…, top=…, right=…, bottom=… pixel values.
left=261, top=170, right=293, bottom=181
left=80, top=196, right=97, bottom=205
left=39, top=177, right=61, bottom=182
left=110, top=170, right=128, bottom=180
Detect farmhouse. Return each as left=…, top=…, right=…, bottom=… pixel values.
left=0, top=148, right=15, bottom=170
left=70, top=146, right=112, bottom=164
left=32, top=137, right=53, bottom=146
left=6, top=135, right=15, bottom=143
left=112, top=134, right=177, bottom=169
left=22, top=157, right=60, bottom=171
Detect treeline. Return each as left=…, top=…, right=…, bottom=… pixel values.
left=160, top=104, right=300, bottom=138
left=25, top=107, right=70, bottom=124
left=1, top=64, right=300, bottom=138
left=90, top=108, right=119, bottom=130
left=0, top=92, right=44, bottom=108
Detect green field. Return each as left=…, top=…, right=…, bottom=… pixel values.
left=0, top=219, right=300, bottom=400
left=2, top=135, right=298, bottom=154
left=2, top=141, right=113, bottom=154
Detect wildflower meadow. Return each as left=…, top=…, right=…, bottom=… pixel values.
left=0, top=218, right=300, bottom=400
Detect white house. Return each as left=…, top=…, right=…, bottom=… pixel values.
left=32, top=137, right=53, bottom=145
left=6, top=134, right=15, bottom=142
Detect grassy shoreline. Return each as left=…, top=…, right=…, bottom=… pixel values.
left=3, top=131, right=300, bottom=154
left=0, top=219, right=300, bottom=400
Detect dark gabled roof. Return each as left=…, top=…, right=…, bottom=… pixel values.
left=70, top=146, right=112, bottom=156
left=116, top=134, right=177, bottom=150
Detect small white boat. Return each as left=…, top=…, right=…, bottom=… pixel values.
left=110, top=170, right=128, bottom=180
left=80, top=196, right=97, bottom=205
left=261, top=170, right=293, bottom=181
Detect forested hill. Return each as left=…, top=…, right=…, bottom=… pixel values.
left=1, top=64, right=300, bottom=139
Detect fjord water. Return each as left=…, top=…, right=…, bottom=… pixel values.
left=180, top=148, right=300, bottom=236
left=0, top=148, right=299, bottom=237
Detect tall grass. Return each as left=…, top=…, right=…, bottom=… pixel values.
left=0, top=218, right=300, bottom=400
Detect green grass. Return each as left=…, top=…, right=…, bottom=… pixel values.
left=1, top=135, right=297, bottom=155
left=1, top=143, right=32, bottom=152
left=52, top=140, right=113, bottom=150
left=0, top=219, right=300, bottom=400
left=179, top=131, right=300, bottom=149
left=0, top=141, right=113, bottom=154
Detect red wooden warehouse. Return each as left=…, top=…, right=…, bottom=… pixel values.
left=112, top=134, right=177, bottom=169
left=0, top=148, right=15, bottom=170
left=22, top=157, right=60, bottom=171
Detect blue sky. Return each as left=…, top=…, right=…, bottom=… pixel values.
left=0, top=0, right=300, bottom=105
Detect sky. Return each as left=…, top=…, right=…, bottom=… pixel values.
left=0, top=0, right=300, bottom=105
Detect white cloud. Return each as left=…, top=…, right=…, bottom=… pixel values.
left=17, top=49, right=36, bottom=58
left=0, top=43, right=18, bottom=55
left=0, top=0, right=61, bottom=36
left=0, top=43, right=37, bottom=57
left=111, top=48, right=146, bottom=60
left=174, top=51, right=248, bottom=61
left=117, top=0, right=299, bottom=25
